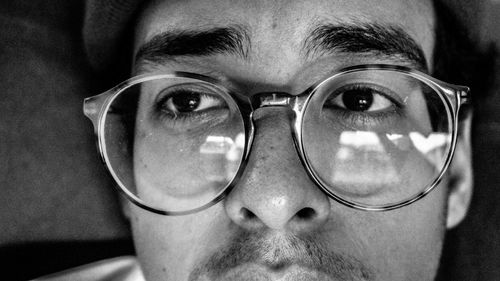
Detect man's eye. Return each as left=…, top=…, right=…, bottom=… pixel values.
left=160, top=89, right=225, bottom=114
left=327, top=86, right=395, bottom=112
left=152, top=86, right=231, bottom=131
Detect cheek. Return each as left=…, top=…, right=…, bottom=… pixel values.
left=347, top=183, right=448, bottom=280
left=130, top=205, right=228, bottom=281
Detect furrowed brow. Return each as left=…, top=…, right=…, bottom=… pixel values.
left=303, top=22, right=428, bottom=71
left=135, top=25, right=250, bottom=66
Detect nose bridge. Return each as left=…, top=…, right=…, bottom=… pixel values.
left=225, top=105, right=330, bottom=231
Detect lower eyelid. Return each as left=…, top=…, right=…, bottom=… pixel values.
left=336, top=107, right=402, bottom=130
left=155, top=108, right=232, bottom=134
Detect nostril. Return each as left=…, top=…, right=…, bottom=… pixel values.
left=241, top=208, right=257, bottom=220
left=296, top=207, right=316, bottom=220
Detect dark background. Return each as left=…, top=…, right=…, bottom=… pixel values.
left=0, top=0, right=499, bottom=280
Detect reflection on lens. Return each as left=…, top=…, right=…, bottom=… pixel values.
left=199, top=134, right=245, bottom=184
left=302, top=70, right=452, bottom=206
left=102, top=76, right=245, bottom=213
left=332, top=131, right=400, bottom=195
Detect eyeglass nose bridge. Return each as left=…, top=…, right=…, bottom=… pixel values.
left=244, top=90, right=304, bottom=159
left=245, top=90, right=311, bottom=169
left=250, top=92, right=295, bottom=109
left=247, top=90, right=303, bottom=145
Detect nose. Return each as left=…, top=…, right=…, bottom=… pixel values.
left=224, top=107, right=331, bottom=232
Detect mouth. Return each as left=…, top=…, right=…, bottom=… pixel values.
left=209, top=263, right=334, bottom=281
left=188, top=231, right=374, bottom=281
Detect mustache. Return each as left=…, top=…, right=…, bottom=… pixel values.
left=188, top=230, right=374, bottom=281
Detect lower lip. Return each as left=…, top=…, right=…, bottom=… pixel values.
left=216, top=264, right=332, bottom=281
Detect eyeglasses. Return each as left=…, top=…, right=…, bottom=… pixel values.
left=84, top=64, right=470, bottom=215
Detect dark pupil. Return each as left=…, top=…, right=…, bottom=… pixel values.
left=172, top=92, right=201, bottom=112
left=342, top=89, right=374, bottom=111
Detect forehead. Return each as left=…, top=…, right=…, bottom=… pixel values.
left=134, top=0, right=436, bottom=80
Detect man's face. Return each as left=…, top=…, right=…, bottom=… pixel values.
left=128, top=0, right=471, bottom=280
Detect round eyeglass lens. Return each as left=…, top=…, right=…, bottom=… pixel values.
left=302, top=69, right=453, bottom=207
left=102, top=76, right=245, bottom=213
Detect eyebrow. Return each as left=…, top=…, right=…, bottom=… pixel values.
left=303, top=22, right=428, bottom=71
left=135, top=22, right=428, bottom=72
left=135, top=25, right=250, bottom=66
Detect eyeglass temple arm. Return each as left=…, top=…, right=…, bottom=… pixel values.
left=453, top=86, right=472, bottom=122
left=83, top=92, right=112, bottom=131
left=458, top=88, right=471, bottom=105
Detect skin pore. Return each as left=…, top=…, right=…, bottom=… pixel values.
left=126, top=0, right=473, bottom=280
